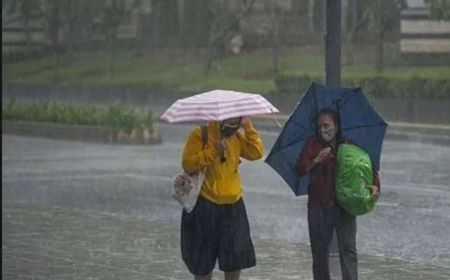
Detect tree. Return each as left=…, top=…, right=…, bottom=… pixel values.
left=204, top=0, right=256, bottom=74
left=367, top=0, right=403, bottom=72
left=181, top=0, right=211, bottom=47
left=57, top=0, right=99, bottom=58
left=344, top=0, right=403, bottom=72
left=152, top=0, right=179, bottom=47
left=267, top=0, right=280, bottom=75
left=425, top=0, right=450, bottom=20
left=42, top=0, right=108, bottom=82
left=59, top=0, right=77, bottom=56
left=98, top=0, right=137, bottom=78
left=134, top=0, right=152, bottom=56
left=43, top=0, right=63, bottom=84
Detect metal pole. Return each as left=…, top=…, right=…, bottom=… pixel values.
left=325, top=0, right=342, bottom=87
left=325, top=0, right=341, bottom=256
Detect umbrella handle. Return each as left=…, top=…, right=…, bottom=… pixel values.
left=274, top=115, right=282, bottom=128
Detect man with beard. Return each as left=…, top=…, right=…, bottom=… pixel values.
left=296, top=109, right=380, bottom=280
left=180, top=116, right=263, bottom=280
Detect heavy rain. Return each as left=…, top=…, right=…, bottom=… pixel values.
left=2, top=0, right=450, bottom=279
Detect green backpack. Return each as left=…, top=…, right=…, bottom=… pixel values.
left=336, top=143, right=375, bottom=216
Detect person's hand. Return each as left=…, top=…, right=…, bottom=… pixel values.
left=241, top=116, right=250, bottom=125
left=313, top=147, right=332, bottom=165
left=240, top=116, right=251, bottom=132
left=175, top=174, right=193, bottom=191
left=366, top=185, right=380, bottom=201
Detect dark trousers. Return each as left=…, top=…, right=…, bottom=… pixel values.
left=308, top=206, right=357, bottom=280
left=181, top=196, right=256, bottom=276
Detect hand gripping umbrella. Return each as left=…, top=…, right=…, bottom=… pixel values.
left=265, top=82, right=388, bottom=196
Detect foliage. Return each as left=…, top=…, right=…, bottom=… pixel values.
left=274, top=74, right=450, bottom=100
left=3, top=0, right=44, bottom=50
left=181, top=0, right=213, bottom=46
left=3, top=47, right=449, bottom=96
left=358, top=0, right=404, bottom=71
left=2, top=100, right=154, bottom=131
left=425, top=0, right=450, bottom=20
left=3, top=0, right=42, bottom=16
left=363, top=0, right=404, bottom=32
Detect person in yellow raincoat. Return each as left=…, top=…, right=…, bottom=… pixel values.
left=180, top=116, right=264, bottom=280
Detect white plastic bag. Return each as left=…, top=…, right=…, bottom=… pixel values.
left=170, top=169, right=205, bottom=213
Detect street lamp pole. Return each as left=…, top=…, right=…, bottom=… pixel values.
left=325, top=0, right=342, bottom=87
left=325, top=0, right=342, bottom=256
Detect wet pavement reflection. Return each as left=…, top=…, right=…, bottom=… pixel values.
left=3, top=205, right=450, bottom=280
left=2, top=123, right=450, bottom=279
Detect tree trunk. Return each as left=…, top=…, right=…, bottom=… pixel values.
left=342, top=0, right=349, bottom=36
left=177, top=0, right=188, bottom=64
left=177, top=0, right=185, bottom=36
left=48, top=3, right=60, bottom=85
left=205, top=15, right=221, bottom=75
left=67, top=0, right=78, bottom=59
left=375, top=33, right=384, bottom=72
left=135, top=13, right=145, bottom=57
left=344, top=11, right=368, bottom=65
left=307, top=0, right=314, bottom=33
left=108, top=31, right=117, bottom=79
left=271, top=0, right=279, bottom=75
left=135, top=0, right=145, bottom=57
left=313, top=0, right=325, bottom=33
left=23, top=13, right=32, bottom=52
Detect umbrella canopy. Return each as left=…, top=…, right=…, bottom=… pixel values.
left=265, top=82, right=388, bottom=196
left=160, top=89, right=279, bottom=123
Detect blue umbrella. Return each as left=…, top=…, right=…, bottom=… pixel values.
left=265, top=82, right=388, bottom=196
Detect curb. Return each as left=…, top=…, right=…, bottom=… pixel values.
left=2, top=121, right=162, bottom=145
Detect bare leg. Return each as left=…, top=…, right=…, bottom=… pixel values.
left=224, top=270, right=241, bottom=280
left=194, top=272, right=212, bottom=280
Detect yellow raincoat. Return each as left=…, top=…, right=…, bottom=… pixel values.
left=181, top=120, right=264, bottom=205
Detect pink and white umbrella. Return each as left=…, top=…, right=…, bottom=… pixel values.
left=160, top=89, right=279, bottom=123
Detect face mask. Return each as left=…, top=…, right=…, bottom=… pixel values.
left=221, top=124, right=240, bottom=137
left=319, top=127, right=336, bottom=142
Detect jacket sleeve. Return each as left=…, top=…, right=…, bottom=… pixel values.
left=238, top=121, right=264, bottom=161
left=296, top=138, right=316, bottom=176
left=181, top=127, right=218, bottom=173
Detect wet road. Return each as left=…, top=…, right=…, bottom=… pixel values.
left=2, top=123, right=450, bottom=278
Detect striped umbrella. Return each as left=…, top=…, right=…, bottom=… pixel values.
left=160, top=89, right=279, bottom=123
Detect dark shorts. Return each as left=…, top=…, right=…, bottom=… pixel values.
left=181, top=195, right=256, bottom=276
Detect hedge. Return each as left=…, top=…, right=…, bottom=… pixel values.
left=274, top=75, right=450, bottom=99
left=2, top=100, right=154, bottom=132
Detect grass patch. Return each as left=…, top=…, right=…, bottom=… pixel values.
left=3, top=46, right=449, bottom=95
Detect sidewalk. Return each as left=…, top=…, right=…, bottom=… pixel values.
left=251, top=114, right=450, bottom=146
left=3, top=204, right=450, bottom=280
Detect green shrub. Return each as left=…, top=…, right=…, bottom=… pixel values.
left=274, top=75, right=450, bottom=99
left=2, top=100, right=154, bottom=131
